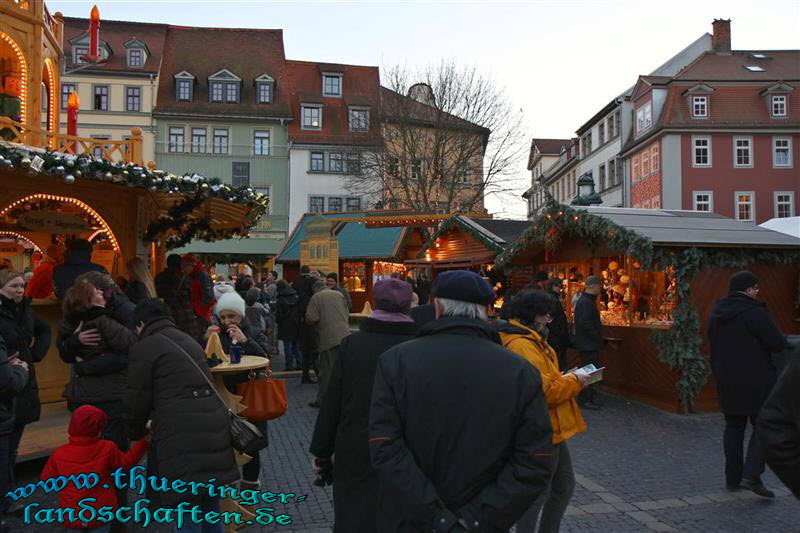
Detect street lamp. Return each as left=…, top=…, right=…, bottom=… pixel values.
left=571, top=172, right=603, bottom=206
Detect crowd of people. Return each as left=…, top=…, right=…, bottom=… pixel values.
left=0, top=239, right=796, bottom=533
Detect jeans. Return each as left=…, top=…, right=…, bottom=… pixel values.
left=723, top=414, right=765, bottom=485
left=316, top=346, right=340, bottom=405
left=7, top=423, right=24, bottom=486
left=172, top=496, right=223, bottom=533
left=577, top=351, right=599, bottom=404
left=515, top=442, right=574, bottom=533
left=282, top=340, right=302, bottom=370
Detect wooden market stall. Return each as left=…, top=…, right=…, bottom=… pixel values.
left=275, top=211, right=445, bottom=312
left=496, top=204, right=800, bottom=413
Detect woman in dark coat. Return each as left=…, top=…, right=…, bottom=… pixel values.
left=205, top=292, right=269, bottom=491
left=275, top=280, right=302, bottom=371
left=57, top=279, right=137, bottom=450
left=0, top=335, right=28, bottom=520
left=127, top=299, right=238, bottom=517
left=310, top=279, right=418, bottom=533
left=0, top=270, right=51, bottom=481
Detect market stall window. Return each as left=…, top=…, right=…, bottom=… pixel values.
left=342, top=261, right=366, bottom=292
left=373, top=261, right=407, bottom=282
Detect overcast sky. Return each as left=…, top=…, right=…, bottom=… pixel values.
left=49, top=0, right=800, bottom=218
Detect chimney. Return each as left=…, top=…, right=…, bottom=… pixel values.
left=711, top=19, right=732, bottom=54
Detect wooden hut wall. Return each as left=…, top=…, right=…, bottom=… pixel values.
left=428, top=226, right=495, bottom=263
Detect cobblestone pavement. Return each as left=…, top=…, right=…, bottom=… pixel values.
left=8, top=376, right=799, bottom=532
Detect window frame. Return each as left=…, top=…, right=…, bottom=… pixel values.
left=127, top=47, right=144, bottom=68
left=733, top=136, right=753, bottom=168
left=692, top=136, right=712, bottom=168
left=411, top=159, right=424, bottom=180
left=632, top=154, right=640, bottom=183
left=691, top=95, right=708, bottom=118
left=772, top=136, right=792, bottom=168
left=73, top=46, right=89, bottom=64
left=176, top=79, right=192, bottom=102
left=734, top=191, right=756, bottom=223
left=60, top=83, right=76, bottom=110
left=225, top=82, right=239, bottom=103
left=608, top=158, right=616, bottom=186
left=329, top=152, right=343, bottom=173
left=774, top=191, right=795, bottom=218
left=92, top=85, right=109, bottom=111
left=322, top=73, right=343, bottom=97
left=692, top=191, right=713, bottom=212
left=125, top=86, right=141, bottom=112
left=345, top=197, right=361, bottom=212
left=256, top=82, right=272, bottom=104
left=636, top=102, right=653, bottom=134
left=253, top=130, right=270, bottom=156
left=598, top=164, right=606, bottom=191
left=598, top=122, right=605, bottom=145
left=301, top=104, right=323, bottom=130
left=327, top=197, right=343, bottom=213
left=651, top=143, right=660, bottom=172
left=168, top=126, right=185, bottom=153
left=231, top=162, right=250, bottom=188
left=210, top=82, right=224, bottom=103
left=191, top=127, right=207, bottom=154
left=310, top=151, right=325, bottom=172
left=212, top=128, right=229, bottom=155
left=309, top=196, right=325, bottom=214
left=348, top=107, right=370, bottom=132
left=345, top=153, right=361, bottom=175
left=771, top=95, right=787, bottom=117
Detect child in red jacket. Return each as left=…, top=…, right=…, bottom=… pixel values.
left=41, top=405, right=149, bottom=531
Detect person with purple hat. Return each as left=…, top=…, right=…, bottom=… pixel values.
left=310, top=278, right=418, bottom=532
left=369, top=270, right=554, bottom=532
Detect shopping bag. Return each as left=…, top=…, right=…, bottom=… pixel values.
left=237, top=370, right=288, bottom=421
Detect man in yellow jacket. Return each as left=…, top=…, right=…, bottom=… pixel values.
left=498, top=288, right=589, bottom=533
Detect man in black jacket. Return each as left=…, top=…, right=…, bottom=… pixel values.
left=573, top=276, right=604, bottom=409
left=293, top=266, right=318, bottom=383
left=545, top=278, right=570, bottom=370
left=369, top=270, right=553, bottom=532
left=758, top=343, right=800, bottom=498
left=709, top=271, right=788, bottom=498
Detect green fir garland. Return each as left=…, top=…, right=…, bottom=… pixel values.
left=496, top=199, right=800, bottom=412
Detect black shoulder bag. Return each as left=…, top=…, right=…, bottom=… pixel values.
left=156, top=334, right=263, bottom=452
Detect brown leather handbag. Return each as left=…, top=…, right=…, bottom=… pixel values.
left=238, top=369, right=288, bottom=421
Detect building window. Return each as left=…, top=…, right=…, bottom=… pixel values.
left=128, top=48, right=143, bottom=68
left=771, top=95, right=787, bottom=117
left=309, top=196, right=325, bottom=213
left=73, top=46, right=88, bottom=64
left=735, top=192, right=755, bottom=222
left=93, top=85, right=108, bottom=111
left=310, top=152, right=324, bottom=172
left=641, top=149, right=651, bottom=176
left=734, top=137, right=753, bottom=167
left=458, top=163, right=470, bottom=184
left=191, top=128, right=206, bottom=153
left=411, top=159, right=424, bottom=180
left=327, top=197, right=343, bottom=212
left=225, top=82, right=239, bottom=103
left=257, top=82, right=271, bottom=104
left=213, top=128, right=229, bottom=154
left=693, top=191, right=713, bottom=212
left=302, top=105, right=322, bottom=129
left=692, top=96, right=708, bottom=118
left=598, top=164, right=606, bottom=191
left=582, top=133, right=592, bottom=157
left=349, top=108, right=369, bottom=131
left=613, top=111, right=620, bottom=138
left=693, top=137, right=711, bottom=167
left=598, top=122, right=605, bottom=145
left=253, top=130, right=270, bottom=156
left=345, top=153, right=361, bottom=174
left=61, top=83, right=75, bottom=110
left=632, top=155, right=640, bottom=183
left=607, top=115, right=615, bottom=139
left=210, top=82, right=223, bottom=102
left=126, top=87, right=141, bottom=112
left=387, top=157, right=399, bottom=177
left=651, top=144, right=659, bottom=172
left=231, top=162, right=250, bottom=188
left=775, top=192, right=794, bottom=218
left=773, top=137, right=792, bottom=167
left=329, top=153, right=343, bottom=173
left=346, top=197, right=361, bottom=211
left=636, top=102, right=652, bottom=133
left=177, top=79, right=192, bottom=101
left=168, top=127, right=184, bottom=153
left=322, top=74, right=342, bottom=97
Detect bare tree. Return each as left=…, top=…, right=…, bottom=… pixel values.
left=343, top=60, right=526, bottom=214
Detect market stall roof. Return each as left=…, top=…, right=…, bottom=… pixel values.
left=759, top=217, right=800, bottom=239
left=275, top=211, right=409, bottom=263
left=576, top=208, right=800, bottom=248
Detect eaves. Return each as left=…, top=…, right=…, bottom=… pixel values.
left=152, top=111, right=294, bottom=122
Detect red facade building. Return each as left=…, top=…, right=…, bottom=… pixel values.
left=622, top=20, right=799, bottom=223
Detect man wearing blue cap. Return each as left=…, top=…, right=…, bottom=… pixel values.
left=369, top=270, right=554, bottom=532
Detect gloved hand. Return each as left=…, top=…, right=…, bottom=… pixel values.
left=573, top=368, right=591, bottom=386
left=312, top=456, right=333, bottom=487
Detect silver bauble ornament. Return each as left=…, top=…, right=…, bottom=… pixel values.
left=64, top=174, right=76, bottom=184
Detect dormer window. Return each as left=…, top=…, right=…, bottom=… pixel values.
left=174, top=71, right=195, bottom=102
left=208, top=69, right=242, bottom=104
left=635, top=102, right=653, bottom=134
left=255, top=74, right=274, bottom=104
left=322, top=73, right=343, bottom=97
left=73, top=46, right=88, bottom=64
left=349, top=107, right=370, bottom=132
left=692, top=96, right=708, bottom=118
left=128, top=48, right=143, bottom=68
left=771, top=95, right=787, bottom=117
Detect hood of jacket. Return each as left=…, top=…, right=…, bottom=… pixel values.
left=64, top=247, right=93, bottom=265
left=418, top=316, right=501, bottom=344
left=710, top=292, right=765, bottom=324
left=277, top=286, right=298, bottom=302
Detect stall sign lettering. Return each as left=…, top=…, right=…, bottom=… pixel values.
left=18, top=213, right=90, bottom=234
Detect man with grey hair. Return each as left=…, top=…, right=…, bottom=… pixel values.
left=306, top=279, right=350, bottom=409
left=369, top=270, right=553, bottom=532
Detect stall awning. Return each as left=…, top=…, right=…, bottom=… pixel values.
left=172, top=234, right=283, bottom=258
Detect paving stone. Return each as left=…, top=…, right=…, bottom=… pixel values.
left=596, top=491, right=624, bottom=503
left=706, top=491, right=739, bottom=502
left=681, top=495, right=712, bottom=505
left=577, top=502, right=617, bottom=514
left=648, top=523, right=679, bottom=532
left=656, top=498, right=688, bottom=508
left=611, top=502, right=638, bottom=512
left=563, top=505, right=586, bottom=516
left=626, top=510, right=660, bottom=523
left=632, top=500, right=667, bottom=511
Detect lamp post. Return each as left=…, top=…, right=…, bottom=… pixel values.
left=67, top=90, right=79, bottom=153
left=571, top=172, right=603, bottom=206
